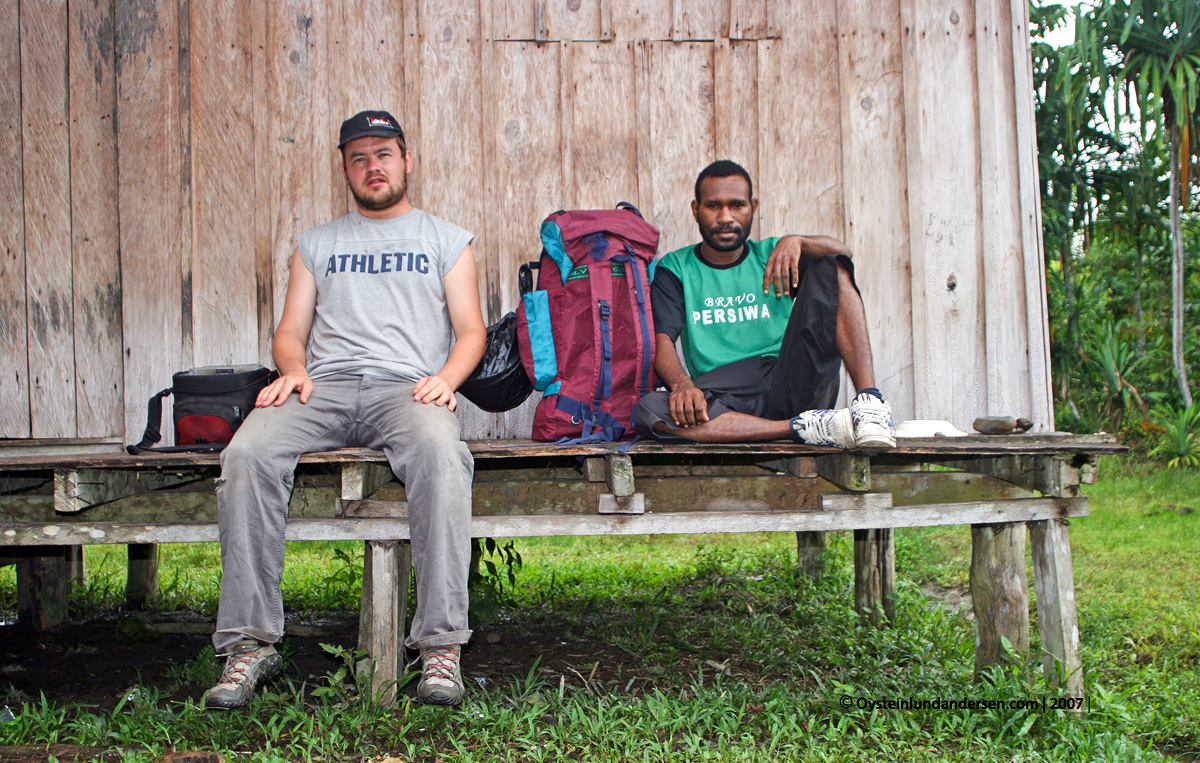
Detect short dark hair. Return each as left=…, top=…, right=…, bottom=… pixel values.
left=695, top=160, right=753, bottom=202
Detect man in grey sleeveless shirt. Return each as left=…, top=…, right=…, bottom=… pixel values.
left=204, top=110, right=486, bottom=709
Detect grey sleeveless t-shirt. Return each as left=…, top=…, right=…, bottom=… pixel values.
left=295, top=208, right=473, bottom=382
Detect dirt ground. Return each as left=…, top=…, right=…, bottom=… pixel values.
left=0, top=612, right=640, bottom=713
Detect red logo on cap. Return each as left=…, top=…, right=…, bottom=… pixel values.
left=368, top=117, right=392, bottom=128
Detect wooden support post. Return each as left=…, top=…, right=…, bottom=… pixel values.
left=125, top=543, right=159, bottom=608
left=596, top=454, right=644, bottom=514
left=880, top=528, right=896, bottom=621
left=341, top=463, right=393, bottom=502
left=795, top=531, right=825, bottom=579
left=358, top=539, right=412, bottom=705
left=854, top=529, right=886, bottom=625
left=65, top=545, right=84, bottom=586
left=821, top=454, right=891, bottom=625
left=1029, top=519, right=1083, bottom=696
left=816, top=453, right=871, bottom=492
left=969, top=523, right=1029, bottom=679
left=16, top=546, right=69, bottom=630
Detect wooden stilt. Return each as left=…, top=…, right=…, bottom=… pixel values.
left=880, top=528, right=896, bottom=621
left=1029, top=519, right=1083, bottom=696
left=358, top=539, right=412, bottom=704
left=853, top=528, right=896, bottom=625
left=125, top=543, right=159, bottom=608
left=16, top=546, right=69, bottom=630
left=65, top=545, right=84, bottom=586
left=969, top=523, right=1029, bottom=679
left=795, top=531, right=825, bottom=579
left=854, top=529, right=882, bottom=624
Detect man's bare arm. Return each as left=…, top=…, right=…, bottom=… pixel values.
left=762, top=235, right=853, bottom=297
left=259, top=249, right=317, bottom=406
left=654, top=333, right=708, bottom=427
left=414, top=243, right=487, bottom=411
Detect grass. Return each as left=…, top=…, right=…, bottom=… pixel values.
left=0, top=458, right=1197, bottom=761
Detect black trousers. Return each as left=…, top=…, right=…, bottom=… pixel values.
left=633, top=254, right=853, bottom=442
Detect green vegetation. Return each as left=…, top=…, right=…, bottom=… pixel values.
left=1037, top=0, right=1200, bottom=450
left=0, top=459, right=1196, bottom=762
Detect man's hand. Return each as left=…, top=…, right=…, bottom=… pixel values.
left=414, top=375, right=457, bottom=410
left=762, top=235, right=805, bottom=297
left=669, top=380, right=709, bottom=427
left=257, top=372, right=313, bottom=407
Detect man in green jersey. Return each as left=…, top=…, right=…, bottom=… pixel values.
left=632, top=160, right=895, bottom=449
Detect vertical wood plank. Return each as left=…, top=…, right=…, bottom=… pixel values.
left=421, top=0, right=488, bottom=438
left=420, top=0, right=485, bottom=253
left=190, top=0, right=257, bottom=367
left=757, top=0, right=843, bottom=240
left=1011, top=0, right=1053, bottom=429
left=671, top=0, right=727, bottom=41
left=559, top=41, right=576, bottom=210
left=900, top=0, right=985, bottom=424
left=634, top=39, right=653, bottom=217
left=480, top=8, right=502, bottom=324
left=976, top=0, right=1030, bottom=420
left=493, top=0, right=534, bottom=40
left=545, top=0, right=603, bottom=41
left=712, top=38, right=758, bottom=182
left=0, top=0, right=30, bottom=437
left=491, top=42, right=563, bottom=318
left=399, top=0, right=422, bottom=210
left=969, top=522, right=1029, bottom=678
left=612, top=0, right=671, bottom=41
left=1029, top=518, right=1083, bottom=696
left=490, top=40, right=563, bottom=440
left=330, top=0, right=408, bottom=216
left=569, top=42, right=639, bottom=209
left=68, top=0, right=123, bottom=438
left=117, top=0, right=189, bottom=443
left=729, top=0, right=766, bottom=39
left=646, top=41, right=715, bottom=254
left=837, top=0, right=914, bottom=420
left=263, top=2, right=333, bottom=334
left=250, top=0, right=271, bottom=365
left=22, top=0, right=77, bottom=438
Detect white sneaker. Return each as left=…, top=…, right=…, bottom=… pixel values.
left=790, top=408, right=855, bottom=448
left=851, top=392, right=896, bottom=449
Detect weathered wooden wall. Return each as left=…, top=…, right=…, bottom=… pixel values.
left=0, top=0, right=1053, bottom=444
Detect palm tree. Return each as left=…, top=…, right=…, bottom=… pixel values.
left=1079, top=0, right=1200, bottom=405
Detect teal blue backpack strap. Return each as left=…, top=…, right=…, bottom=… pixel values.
left=540, top=219, right=573, bottom=284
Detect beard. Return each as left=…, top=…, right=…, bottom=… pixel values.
left=700, top=214, right=754, bottom=253
left=351, top=171, right=408, bottom=211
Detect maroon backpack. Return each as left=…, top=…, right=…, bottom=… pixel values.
left=517, top=204, right=660, bottom=441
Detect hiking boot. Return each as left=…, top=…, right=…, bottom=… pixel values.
left=790, top=407, right=855, bottom=448
left=202, top=641, right=282, bottom=709
left=851, top=392, right=896, bottom=449
left=416, top=644, right=464, bottom=706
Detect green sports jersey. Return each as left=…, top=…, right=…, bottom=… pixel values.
left=655, top=237, right=794, bottom=377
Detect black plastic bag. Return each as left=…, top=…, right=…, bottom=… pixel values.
left=459, top=312, right=534, bottom=412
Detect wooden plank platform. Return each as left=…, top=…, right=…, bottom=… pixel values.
left=0, top=433, right=1121, bottom=703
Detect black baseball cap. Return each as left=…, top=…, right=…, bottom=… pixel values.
left=338, top=110, right=405, bottom=148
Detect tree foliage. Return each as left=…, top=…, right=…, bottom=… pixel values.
left=1035, top=0, right=1200, bottom=462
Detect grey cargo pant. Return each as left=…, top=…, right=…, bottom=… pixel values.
left=213, top=374, right=473, bottom=655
